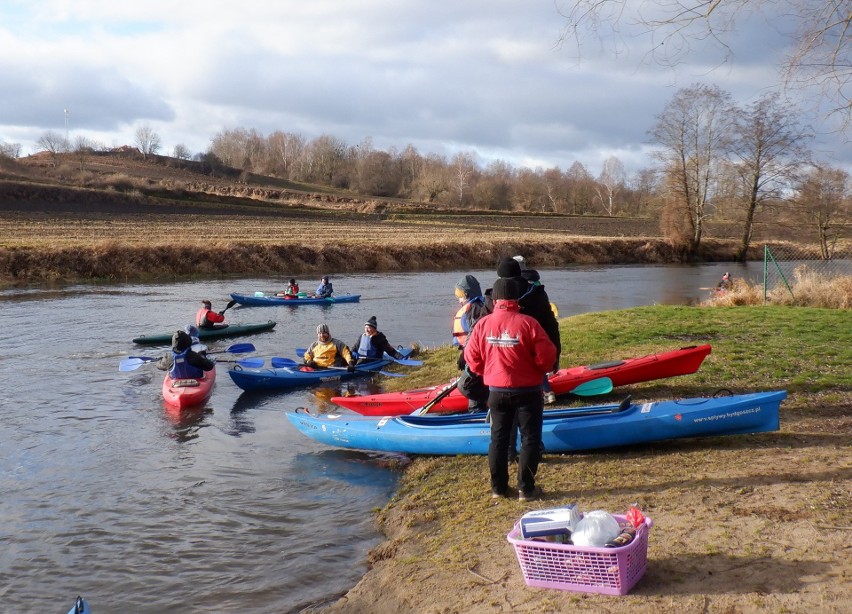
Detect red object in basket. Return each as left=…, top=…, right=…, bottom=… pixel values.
left=626, top=507, right=645, bottom=529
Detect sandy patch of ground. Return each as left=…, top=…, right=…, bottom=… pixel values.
left=307, top=394, right=851, bottom=613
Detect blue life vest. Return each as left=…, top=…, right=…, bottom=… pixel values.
left=356, top=334, right=381, bottom=359
left=169, top=348, right=204, bottom=379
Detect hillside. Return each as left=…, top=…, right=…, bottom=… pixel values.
left=0, top=149, right=823, bottom=285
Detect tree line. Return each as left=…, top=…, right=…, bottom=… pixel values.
left=2, top=84, right=849, bottom=261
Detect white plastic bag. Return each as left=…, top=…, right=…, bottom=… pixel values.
left=571, top=510, right=620, bottom=547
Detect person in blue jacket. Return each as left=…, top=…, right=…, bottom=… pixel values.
left=315, top=275, right=334, bottom=298
left=156, top=330, right=215, bottom=379
left=351, top=316, right=403, bottom=363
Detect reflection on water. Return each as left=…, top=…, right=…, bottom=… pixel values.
left=0, top=263, right=751, bottom=612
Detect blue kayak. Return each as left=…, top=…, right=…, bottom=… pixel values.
left=229, top=292, right=360, bottom=306
left=229, top=352, right=409, bottom=391
left=284, top=390, right=786, bottom=455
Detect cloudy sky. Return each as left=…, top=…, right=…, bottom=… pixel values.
left=0, top=1, right=846, bottom=177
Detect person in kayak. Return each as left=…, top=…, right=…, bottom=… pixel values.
left=315, top=276, right=334, bottom=298
left=277, top=278, right=300, bottom=297
left=303, top=323, right=356, bottom=371
left=156, top=330, right=215, bottom=379
left=464, top=277, right=557, bottom=502
left=453, top=274, right=490, bottom=413
left=351, top=316, right=404, bottom=364
left=195, top=300, right=227, bottom=329
left=717, top=271, right=732, bottom=292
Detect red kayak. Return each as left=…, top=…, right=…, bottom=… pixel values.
left=330, top=345, right=712, bottom=416
left=162, top=366, right=216, bottom=409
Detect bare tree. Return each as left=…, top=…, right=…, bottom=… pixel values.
left=411, top=153, right=450, bottom=203
left=542, top=167, right=569, bottom=213
left=134, top=125, right=161, bottom=159
left=37, top=130, right=69, bottom=167
left=267, top=130, right=305, bottom=178
left=73, top=136, right=95, bottom=172
left=650, top=83, right=737, bottom=252
left=557, top=1, right=852, bottom=128
left=172, top=144, right=191, bottom=160
left=595, top=155, right=625, bottom=216
left=513, top=168, right=548, bottom=212
left=731, top=92, right=813, bottom=260
left=565, top=161, right=597, bottom=214
left=0, top=141, right=22, bottom=158
left=451, top=152, right=478, bottom=207
left=794, top=164, right=850, bottom=259
left=473, top=160, right=514, bottom=210
left=355, top=149, right=402, bottom=196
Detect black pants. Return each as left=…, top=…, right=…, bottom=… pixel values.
left=488, top=388, right=544, bottom=495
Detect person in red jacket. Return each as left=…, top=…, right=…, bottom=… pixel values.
left=195, top=299, right=227, bottom=330
left=464, top=277, right=557, bottom=502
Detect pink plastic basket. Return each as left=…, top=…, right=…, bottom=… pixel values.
left=507, top=514, right=652, bottom=595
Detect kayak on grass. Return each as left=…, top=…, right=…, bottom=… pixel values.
left=331, top=344, right=713, bottom=415
left=132, top=321, right=276, bottom=345
left=229, top=292, right=360, bottom=306
left=229, top=349, right=412, bottom=392
left=286, top=390, right=785, bottom=455
left=162, top=365, right=216, bottom=409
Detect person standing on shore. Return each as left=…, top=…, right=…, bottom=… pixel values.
left=463, top=277, right=557, bottom=501
left=453, top=274, right=490, bottom=413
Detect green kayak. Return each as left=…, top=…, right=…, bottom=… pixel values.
left=132, top=321, right=276, bottom=345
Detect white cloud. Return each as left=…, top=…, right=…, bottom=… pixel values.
left=0, top=1, right=846, bottom=175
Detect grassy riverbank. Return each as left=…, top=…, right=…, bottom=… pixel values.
left=316, top=305, right=851, bottom=613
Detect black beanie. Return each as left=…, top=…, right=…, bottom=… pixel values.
left=365, top=316, right=378, bottom=328
left=521, top=269, right=541, bottom=283
left=496, top=256, right=522, bottom=278
left=492, top=277, right=524, bottom=301
left=172, top=330, right=192, bottom=352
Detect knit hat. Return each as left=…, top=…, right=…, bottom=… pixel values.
left=513, top=255, right=527, bottom=270
left=365, top=316, right=378, bottom=329
left=521, top=269, right=541, bottom=283
left=172, top=330, right=192, bottom=352
left=455, top=274, right=482, bottom=300
left=316, top=323, right=330, bottom=335
left=492, top=277, right=524, bottom=301
left=496, top=256, right=522, bottom=278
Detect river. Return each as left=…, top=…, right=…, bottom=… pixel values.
left=0, top=262, right=751, bottom=612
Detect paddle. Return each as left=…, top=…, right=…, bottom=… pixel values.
left=121, top=343, right=258, bottom=371
left=270, top=357, right=407, bottom=377
left=414, top=378, right=461, bottom=416
left=120, top=355, right=263, bottom=371
left=384, top=352, right=423, bottom=366
left=568, top=377, right=613, bottom=396
left=207, top=342, right=255, bottom=354
left=296, top=347, right=420, bottom=366
left=221, top=299, right=237, bottom=313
